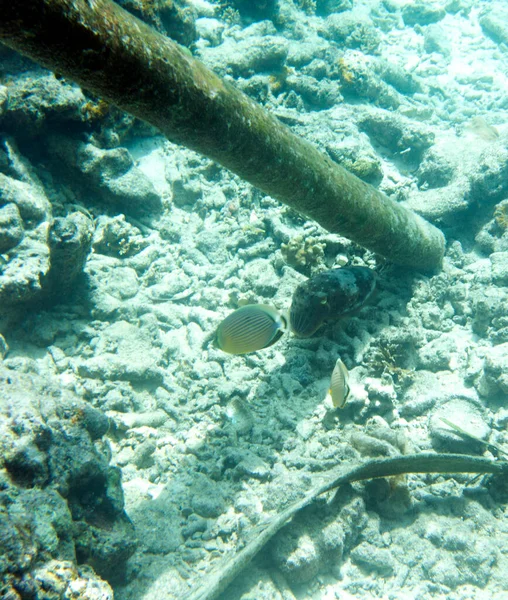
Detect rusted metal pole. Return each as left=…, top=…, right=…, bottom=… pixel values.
left=0, top=0, right=445, bottom=269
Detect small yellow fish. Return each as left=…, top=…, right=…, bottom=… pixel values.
left=215, top=304, right=287, bottom=355
left=329, top=358, right=350, bottom=408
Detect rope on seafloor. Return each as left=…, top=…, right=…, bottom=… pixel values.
left=188, top=453, right=508, bottom=600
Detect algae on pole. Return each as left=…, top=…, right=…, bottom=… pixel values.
left=0, top=0, right=445, bottom=270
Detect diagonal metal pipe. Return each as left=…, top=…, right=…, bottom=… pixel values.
left=0, top=0, right=445, bottom=269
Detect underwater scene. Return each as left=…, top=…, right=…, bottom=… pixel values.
left=1, top=0, right=508, bottom=598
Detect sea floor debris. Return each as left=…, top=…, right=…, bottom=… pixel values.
left=188, top=453, right=508, bottom=600
left=1, top=0, right=508, bottom=599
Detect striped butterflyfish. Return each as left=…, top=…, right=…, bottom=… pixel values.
left=329, top=358, right=350, bottom=408
left=215, top=304, right=288, bottom=354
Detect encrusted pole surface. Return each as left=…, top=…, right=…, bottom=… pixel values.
left=0, top=0, right=445, bottom=269
left=188, top=452, right=508, bottom=600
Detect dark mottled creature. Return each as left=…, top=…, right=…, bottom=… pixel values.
left=289, top=266, right=377, bottom=337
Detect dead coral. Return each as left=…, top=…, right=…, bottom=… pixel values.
left=368, top=341, right=415, bottom=387
left=494, top=200, right=508, bottom=230
left=295, top=0, right=317, bottom=15
left=281, top=234, right=325, bottom=275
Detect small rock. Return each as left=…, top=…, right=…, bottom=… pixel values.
left=236, top=453, right=271, bottom=481
left=148, top=270, right=192, bottom=301
left=49, top=138, right=162, bottom=217
left=241, top=258, right=279, bottom=296
left=350, top=432, right=398, bottom=457
left=480, top=9, right=508, bottom=47
left=111, top=410, right=168, bottom=431
left=44, top=212, right=94, bottom=300
left=350, top=541, right=395, bottom=575
left=32, top=561, right=114, bottom=600
left=429, top=397, right=490, bottom=453
left=490, top=252, right=508, bottom=285
left=316, top=0, right=352, bottom=17
left=399, top=371, right=441, bottom=418
left=202, top=35, right=288, bottom=78
left=358, top=109, right=434, bottom=164
left=424, top=24, right=451, bottom=56
left=416, top=149, right=455, bottom=189
left=2, top=72, right=86, bottom=134
left=271, top=526, right=321, bottom=583
left=103, top=266, right=139, bottom=300
left=320, top=13, right=381, bottom=53
left=402, top=1, right=445, bottom=26
left=190, top=475, right=226, bottom=518
left=135, top=495, right=183, bottom=553
left=417, top=333, right=463, bottom=372
left=182, top=515, right=209, bottom=539
left=93, top=214, right=148, bottom=258
left=76, top=320, right=163, bottom=383
left=196, top=17, right=224, bottom=46
left=133, top=440, right=157, bottom=469
left=0, top=202, right=24, bottom=253
left=480, top=343, right=508, bottom=397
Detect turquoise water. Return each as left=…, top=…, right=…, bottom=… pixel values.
left=1, top=1, right=508, bottom=599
